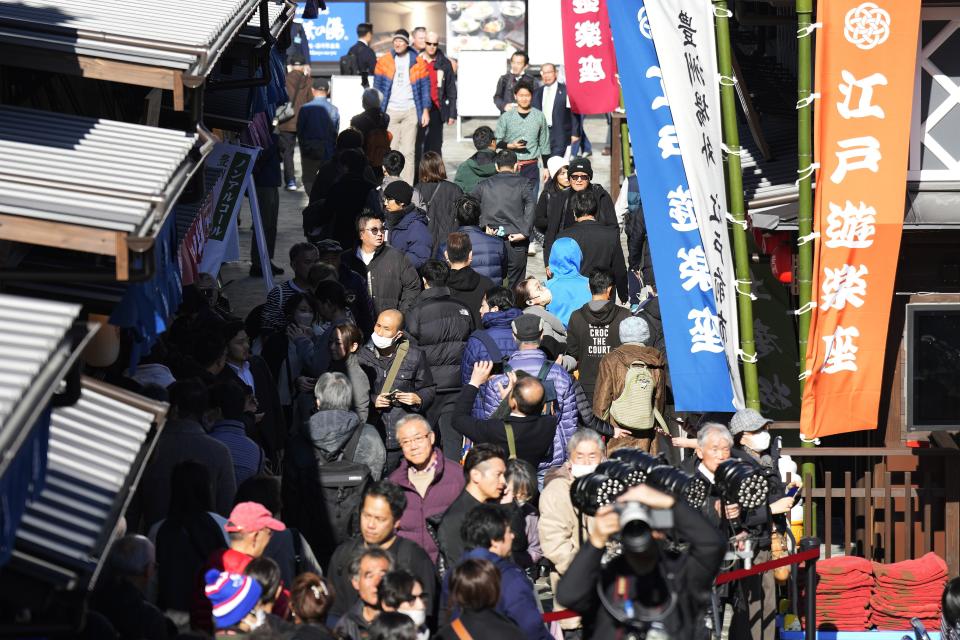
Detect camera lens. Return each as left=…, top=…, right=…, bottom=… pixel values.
left=644, top=465, right=710, bottom=510
left=617, top=502, right=654, bottom=554
left=714, top=459, right=769, bottom=510
left=570, top=471, right=626, bottom=516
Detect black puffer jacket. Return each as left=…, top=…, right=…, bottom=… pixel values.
left=414, top=180, right=464, bottom=256
left=356, top=338, right=436, bottom=448
left=341, top=244, right=422, bottom=316
left=405, top=287, right=475, bottom=393
left=544, top=184, right=617, bottom=260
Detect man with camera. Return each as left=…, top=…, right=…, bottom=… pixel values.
left=556, top=483, right=726, bottom=639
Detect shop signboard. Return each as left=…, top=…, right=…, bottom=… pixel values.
left=296, top=2, right=365, bottom=62
left=445, top=1, right=526, bottom=58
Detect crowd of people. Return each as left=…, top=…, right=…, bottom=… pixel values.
left=79, top=20, right=811, bottom=640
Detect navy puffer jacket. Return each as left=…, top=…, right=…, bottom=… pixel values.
left=387, top=205, right=432, bottom=269
left=440, top=225, right=507, bottom=283
left=406, top=287, right=474, bottom=393
left=460, top=307, right=521, bottom=385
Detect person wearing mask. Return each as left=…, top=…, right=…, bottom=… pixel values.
left=358, top=309, right=436, bottom=474
left=593, top=316, right=667, bottom=453
left=436, top=559, right=524, bottom=639
left=219, top=321, right=284, bottom=462
left=459, top=286, right=521, bottom=386
left=206, top=382, right=267, bottom=486
left=556, top=484, right=727, bottom=640
left=444, top=505, right=552, bottom=640
left=493, top=50, right=536, bottom=113
left=454, top=362, right=557, bottom=472
left=377, top=570, right=429, bottom=639
left=279, top=53, right=316, bottom=191
left=137, top=380, right=236, bottom=529
left=346, top=22, right=377, bottom=86
left=416, top=31, right=457, bottom=157
left=333, top=548, right=394, bottom=639
left=413, top=152, right=463, bottom=254
left=538, top=429, right=604, bottom=637
left=545, top=237, right=591, bottom=327
left=383, top=180, right=431, bottom=270
left=341, top=214, right=422, bottom=316
left=494, top=80, right=550, bottom=200
left=375, top=29, right=430, bottom=185
left=565, top=269, right=631, bottom=402
left=513, top=275, right=568, bottom=364
left=261, top=242, right=320, bottom=332
left=327, top=482, right=437, bottom=625
left=454, top=126, right=498, bottom=194
left=406, top=260, right=474, bottom=450
left=473, top=315, right=578, bottom=476
left=440, top=195, right=506, bottom=284
left=534, top=156, right=570, bottom=258
left=556, top=190, right=628, bottom=303
left=388, top=415, right=465, bottom=563
left=203, top=570, right=265, bottom=636
left=532, top=63, right=575, bottom=159
left=437, top=444, right=507, bottom=572
left=443, top=232, right=496, bottom=329
left=328, top=322, right=370, bottom=422
left=298, top=79, right=340, bottom=195
left=289, top=572, right=336, bottom=639
left=243, top=557, right=292, bottom=633
left=315, top=239, right=375, bottom=336
left=471, top=150, right=535, bottom=289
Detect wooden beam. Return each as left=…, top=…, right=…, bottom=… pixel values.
left=114, top=233, right=129, bottom=280
left=0, top=45, right=179, bottom=92
left=0, top=213, right=119, bottom=255
left=172, top=73, right=185, bottom=111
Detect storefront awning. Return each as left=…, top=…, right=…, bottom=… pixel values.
left=0, top=0, right=264, bottom=108
left=0, top=105, right=206, bottom=280
left=5, top=377, right=167, bottom=592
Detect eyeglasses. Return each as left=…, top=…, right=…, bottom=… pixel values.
left=365, top=227, right=384, bottom=235
left=570, top=174, right=590, bottom=182
left=404, top=592, right=428, bottom=604
left=399, top=433, right=431, bottom=448
left=425, top=42, right=439, bottom=46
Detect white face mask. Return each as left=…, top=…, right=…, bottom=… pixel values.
left=294, top=311, right=314, bottom=327
left=371, top=332, right=397, bottom=349
left=247, top=608, right=267, bottom=630
left=746, top=431, right=771, bottom=452
left=571, top=463, right=597, bottom=478
left=403, top=609, right=427, bottom=628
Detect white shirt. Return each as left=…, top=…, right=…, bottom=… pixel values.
left=389, top=54, right=415, bottom=112
left=542, top=82, right=557, bottom=128
left=360, top=248, right=376, bottom=265
left=228, top=360, right=256, bottom=393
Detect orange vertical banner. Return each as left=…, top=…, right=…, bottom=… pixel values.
left=801, top=0, right=920, bottom=440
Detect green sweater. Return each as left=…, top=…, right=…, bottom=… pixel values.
left=495, top=107, right=550, bottom=165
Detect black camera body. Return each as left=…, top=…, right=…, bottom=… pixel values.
left=384, top=391, right=403, bottom=407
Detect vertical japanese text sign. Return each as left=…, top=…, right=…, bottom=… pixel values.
left=560, top=0, right=619, bottom=115
left=607, top=0, right=739, bottom=411
left=645, top=0, right=745, bottom=409
left=801, top=1, right=920, bottom=439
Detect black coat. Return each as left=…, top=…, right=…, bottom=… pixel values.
left=305, top=171, right=381, bottom=249
left=356, top=338, right=436, bottom=448
left=218, top=356, right=284, bottom=461
left=414, top=180, right=464, bottom=256
left=341, top=244, right=422, bottom=316
left=435, top=609, right=525, bottom=640
left=446, top=266, right=495, bottom=328
left=432, top=48, right=458, bottom=121
left=406, top=287, right=475, bottom=393
left=451, top=385, right=557, bottom=471
left=347, top=40, right=377, bottom=76
left=533, top=82, right=574, bottom=158
left=557, top=501, right=726, bottom=640
left=494, top=72, right=538, bottom=112
left=557, top=220, right=628, bottom=303
left=543, top=184, right=617, bottom=263
left=534, top=180, right=567, bottom=236
left=472, top=172, right=536, bottom=237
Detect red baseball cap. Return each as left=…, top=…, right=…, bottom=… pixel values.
left=224, top=502, right=287, bottom=533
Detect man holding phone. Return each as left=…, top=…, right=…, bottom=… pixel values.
left=494, top=79, right=550, bottom=200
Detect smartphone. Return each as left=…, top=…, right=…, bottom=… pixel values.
left=516, top=139, right=527, bottom=145
left=786, top=485, right=801, bottom=498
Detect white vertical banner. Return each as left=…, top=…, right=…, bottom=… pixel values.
left=646, top=0, right=744, bottom=409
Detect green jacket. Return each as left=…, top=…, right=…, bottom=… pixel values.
left=454, top=149, right=497, bottom=194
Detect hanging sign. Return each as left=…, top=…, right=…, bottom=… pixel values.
left=644, top=0, right=745, bottom=409
left=560, top=0, right=619, bottom=115
left=608, top=0, right=739, bottom=411
left=801, top=0, right=920, bottom=439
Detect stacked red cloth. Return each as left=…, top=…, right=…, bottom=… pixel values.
left=870, top=552, right=946, bottom=630
left=815, top=556, right=873, bottom=630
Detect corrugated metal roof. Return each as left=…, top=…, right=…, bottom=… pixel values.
left=10, top=380, right=166, bottom=590
left=0, top=293, right=82, bottom=465
left=0, top=105, right=199, bottom=235
left=0, top=0, right=260, bottom=80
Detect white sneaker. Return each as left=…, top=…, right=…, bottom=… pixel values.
left=527, top=242, right=540, bottom=257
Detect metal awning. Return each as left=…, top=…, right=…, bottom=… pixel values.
left=0, top=0, right=263, bottom=107
left=7, top=377, right=167, bottom=591
left=0, top=105, right=206, bottom=280
left=0, top=294, right=94, bottom=480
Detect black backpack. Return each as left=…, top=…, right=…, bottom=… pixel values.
left=340, top=51, right=360, bottom=76
left=315, top=426, right=370, bottom=547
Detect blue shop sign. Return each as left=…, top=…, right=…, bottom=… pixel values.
left=295, top=2, right=365, bottom=61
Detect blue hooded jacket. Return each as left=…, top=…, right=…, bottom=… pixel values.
left=441, top=548, right=552, bottom=640
left=545, top=237, right=591, bottom=327
left=387, top=206, right=432, bottom=269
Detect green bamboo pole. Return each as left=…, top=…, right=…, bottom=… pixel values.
left=713, top=0, right=759, bottom=410
left=796, top=0, right=817, bottom=523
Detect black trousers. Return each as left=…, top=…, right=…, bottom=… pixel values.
left=427, top=391, right=460, bottom=461
left=251, top=186, right=279, bottom=267
left=278, top=131, right=297, bottom=183
left=505, top=238, right=529, bottom=290
left=415, top=105, right=443, bottom=182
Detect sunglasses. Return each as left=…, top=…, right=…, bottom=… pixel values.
left=570, top=174, right=590, bottom=182
left=365, top=227, right=384, bottom=235
left=426, top=41, right=439, bottom=46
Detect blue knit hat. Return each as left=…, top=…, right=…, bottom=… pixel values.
left=204, top=570, right=262, bottom=629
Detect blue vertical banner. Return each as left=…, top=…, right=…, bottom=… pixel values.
left=608, top=1, right=737, bottom=411
left=295, top=2, right=365, bottom=62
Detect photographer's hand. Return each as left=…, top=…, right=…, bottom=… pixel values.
left=588, top=504, right=620, bottom=550
left=618, top=484, right=676, bottom=510
left=724, top=503, right=741, bottom=521
left=469, top=360, right=494, bottom=388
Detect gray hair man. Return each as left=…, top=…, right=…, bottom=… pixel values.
left=94, top=535, right=172, bottom=638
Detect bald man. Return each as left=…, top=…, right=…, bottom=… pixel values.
left=357, top=309, right=437, bottom=474
left=452, top=361, right=559, bottom=471
left=417, top=31, right=457, bottom=157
